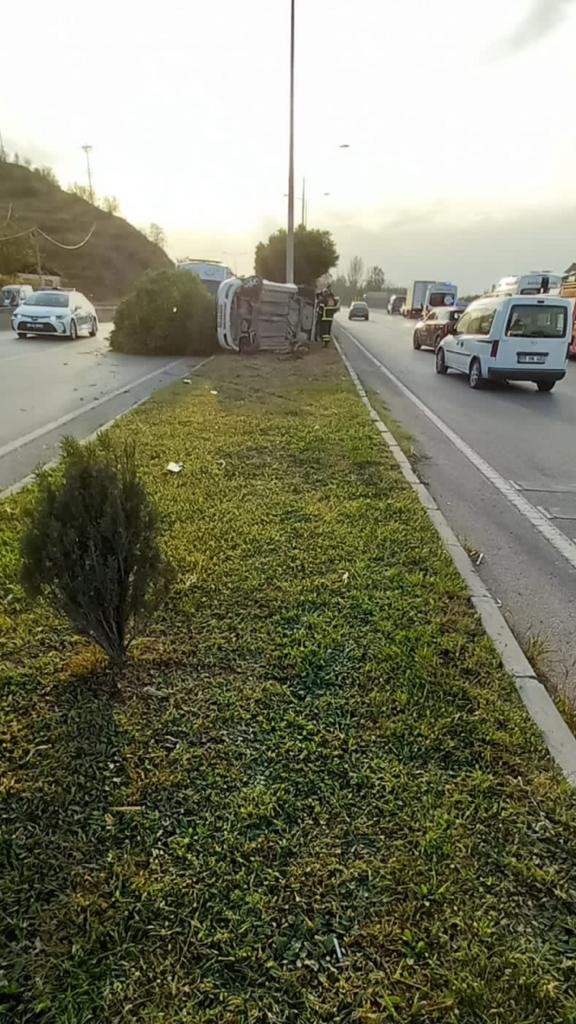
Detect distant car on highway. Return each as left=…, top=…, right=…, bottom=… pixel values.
left=348, top=300, right=369, bottom=321
left=387, top=294, right=405, bottom=315
left=435, top=294, right=572, bottom=391
left=12, top=289, right=98, bottom=340
left=413, top=307, right=463, bottom=352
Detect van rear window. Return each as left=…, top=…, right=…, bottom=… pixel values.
left=506, top=304, right=567, bottom=339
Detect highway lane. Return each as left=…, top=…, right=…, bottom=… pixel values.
left=0, top=324, right=201, bottom=492
left=336, top=309, right=576, bottom=697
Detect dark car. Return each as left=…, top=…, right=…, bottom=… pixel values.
left=348, top=301, right=369, bottom=321
left=387, top=294, right=405, bottom=315
left=413, top=307, right=463, bottom=351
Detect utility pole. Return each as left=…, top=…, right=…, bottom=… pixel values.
left=32, top=229, right=43, bottom=279
left=286, top=0, right=295, bottom=283
left=82, top=144, right=94, bottom=202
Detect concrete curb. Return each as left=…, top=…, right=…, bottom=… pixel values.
left=334, top=334, right=576, bottom=786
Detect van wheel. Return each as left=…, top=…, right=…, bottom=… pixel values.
left=435, top=347, right=447, bottom=374
left=413, top=331, right=421, bottom=350
left=537, top=380, right=555, bottom=392
left=468, top=358, right=483, bottom=389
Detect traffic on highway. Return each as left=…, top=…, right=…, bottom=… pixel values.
left=336, top=299, right=576, bottom=693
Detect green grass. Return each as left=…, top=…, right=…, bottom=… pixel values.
left=2, top=349, right=576, bottom=1023
left=364, top=388, right=416, bottom=462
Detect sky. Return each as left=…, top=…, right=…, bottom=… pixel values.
left=2, top=0, right=576, bottom=291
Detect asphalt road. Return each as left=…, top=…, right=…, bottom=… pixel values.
left=336, top=309, right=576, bottom=697
left=0, top=324, right=203, bottom=493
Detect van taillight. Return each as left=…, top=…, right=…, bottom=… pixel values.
left=490, top=339, right=500, bottom=358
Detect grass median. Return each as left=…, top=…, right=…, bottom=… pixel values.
left=2, top=348, right=576, bottom=1023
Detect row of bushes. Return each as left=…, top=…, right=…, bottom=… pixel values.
left=110, top=269, right=216, bottom=356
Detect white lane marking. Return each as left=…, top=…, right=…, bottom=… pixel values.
left=337, top=324, right=576, bottom=572
left=0, top=355, right=211, bottom=460
left=335, top=335, right=576, bottom=784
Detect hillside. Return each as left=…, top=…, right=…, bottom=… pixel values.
left=0, top=163, right=173, bottom=300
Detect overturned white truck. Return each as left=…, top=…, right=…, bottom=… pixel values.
left=216, top=276, right=316, bottom=353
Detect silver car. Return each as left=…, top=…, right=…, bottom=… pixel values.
left=12, top=289, right=98, bottom=340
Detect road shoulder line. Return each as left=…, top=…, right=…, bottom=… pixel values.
left=337, top=325, right=576, bottom=573
left=334, top=334, right=576, bottom=786
left=0, top=355, right=200, bottom=461
left=0, top=356, right=213, bottom=501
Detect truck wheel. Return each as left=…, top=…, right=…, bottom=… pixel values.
left=537, top=380, right=555, bottom=392
left=468, top=358, right=483, bottom=389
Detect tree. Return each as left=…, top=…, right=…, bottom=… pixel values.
left=347, top=256, right=365, bottom=292
left=254, top=225, right=339, bottom=286
left=20, top=435, right=169, bottom=666
left=147, top=223, right=166, bottom=248
left=365, top=265, right=385, bottom=291
left=102, top=195, right=120, bottom=215
left=68, top=182, right=93, bottom=202
left=110, top=268, right=216, bottom=356
left=34, top=165, right=59, bottom=187
left=0, top=234, right=35, bottom=276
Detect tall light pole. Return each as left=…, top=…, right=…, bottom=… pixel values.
left=286, top=0, right=295, bottom=283
left=82, top=144, right=94, bottom=202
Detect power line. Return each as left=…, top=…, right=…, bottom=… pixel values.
left=0, top=223, right=96, bottom=248
left=36, top=224, right=96, bottom=249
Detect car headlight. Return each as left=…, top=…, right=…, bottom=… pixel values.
left=53, top=314, right=67, bottom=321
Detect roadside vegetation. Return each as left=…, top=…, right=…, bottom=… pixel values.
left=255, top=224, right=339, bottom=285
left=1, top=350, right=576, bottom=1022
left=0, top=162, right=172, bottom=299
left=110, top=268, right=216, bottom=356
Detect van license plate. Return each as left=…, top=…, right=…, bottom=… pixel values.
left=518, top=353, right=546, bottom=364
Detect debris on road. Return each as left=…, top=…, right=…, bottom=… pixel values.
left=166, top=462, right=183, bottom=474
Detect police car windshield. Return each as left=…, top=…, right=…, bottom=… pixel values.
left=25, top=292, right=70, bottom=307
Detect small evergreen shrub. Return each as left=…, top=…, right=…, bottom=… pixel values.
left=20, top=435, right=169, bottom=664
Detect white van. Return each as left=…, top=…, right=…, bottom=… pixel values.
left=491, top=272, right=562, bottom=297
left=435, top=294, right=573, bottom=391
left=0, top=284, right=34, bottom=308
left=424, top=281, right=457, bottom=311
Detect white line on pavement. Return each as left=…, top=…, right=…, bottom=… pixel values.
left=0, top=356, right=201, bottom=460
left=335, top=334, right=576, bottom=785
left=337, top=325, right=576, bottom=573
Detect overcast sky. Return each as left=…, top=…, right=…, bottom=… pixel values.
left=2, top=0, right=576, bottom=290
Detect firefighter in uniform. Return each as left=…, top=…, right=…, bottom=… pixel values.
left=315, top=288, right=339, bottom=346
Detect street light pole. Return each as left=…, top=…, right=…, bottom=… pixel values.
left=286, top=0, right=295, bottom=283
left=82, top=144, right=94, bottom=203
left=301, top=176, right=306, bottom=228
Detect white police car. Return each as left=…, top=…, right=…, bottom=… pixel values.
left=12, top=289, right=98, bottom=340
